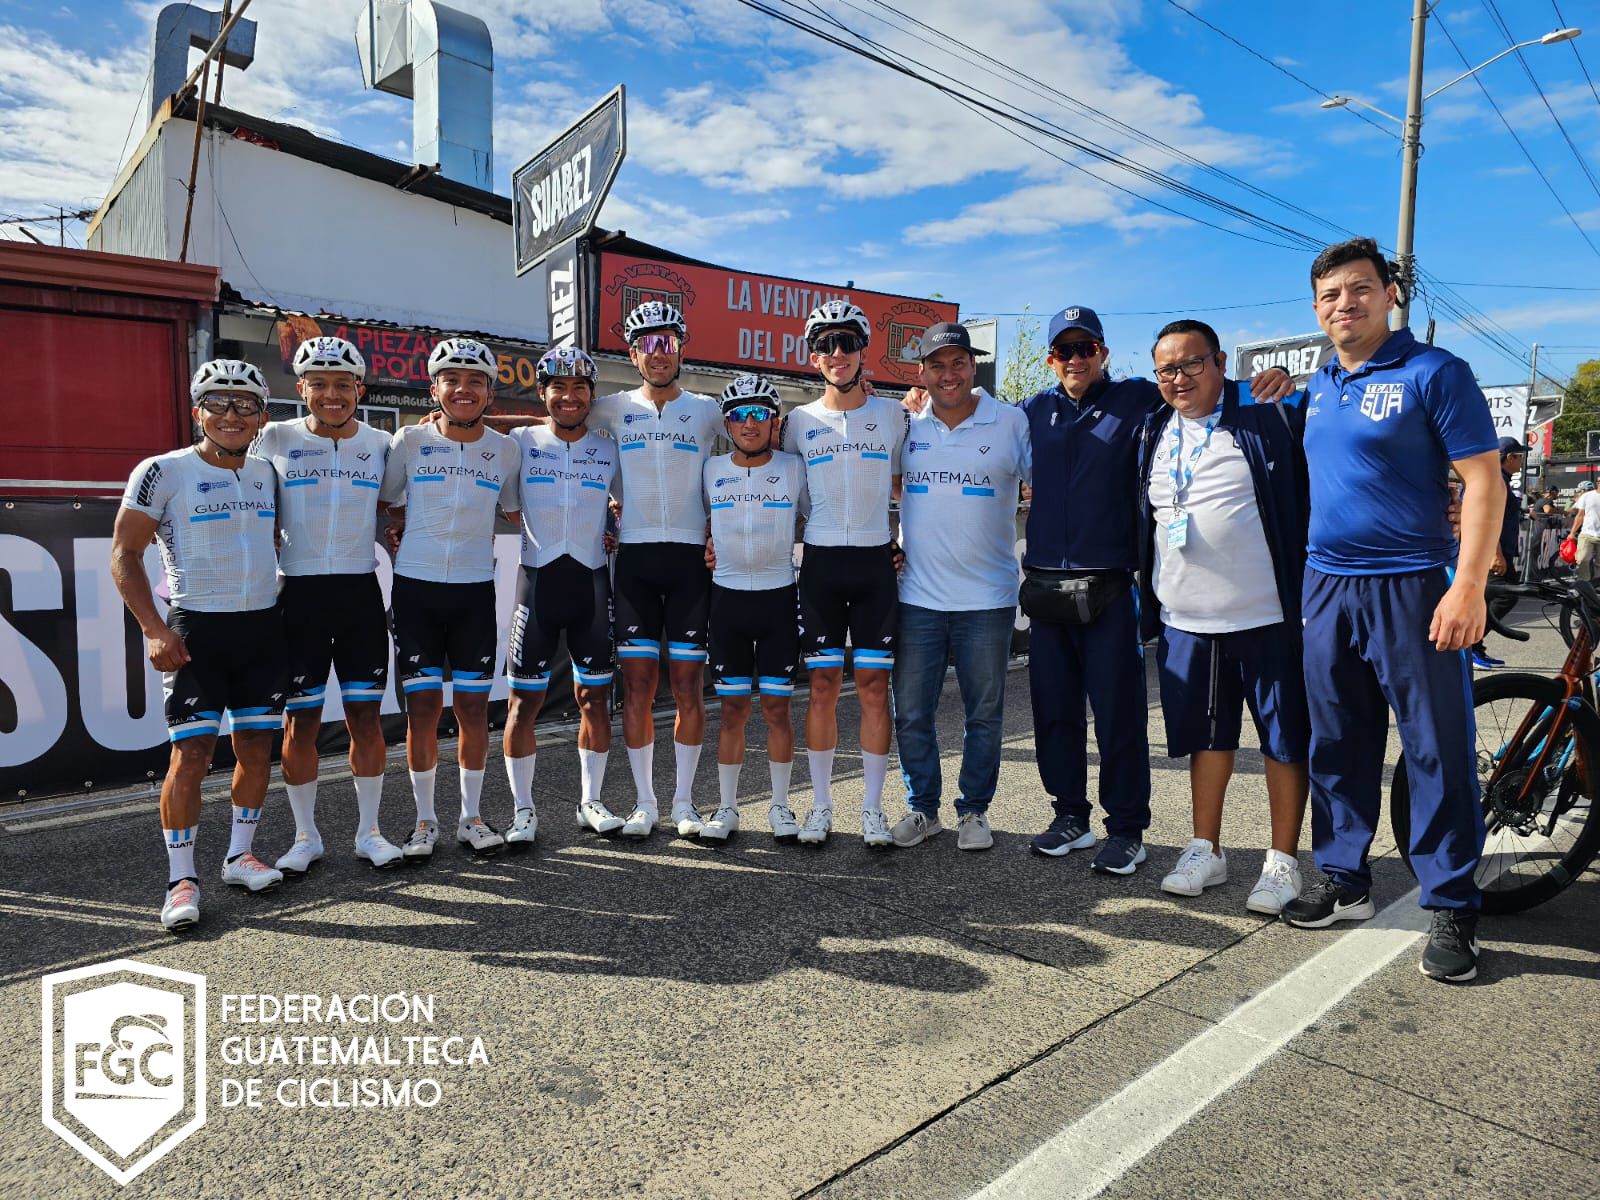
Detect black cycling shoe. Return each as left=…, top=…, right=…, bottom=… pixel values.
left=1420, top=909, right=1480, bottom=983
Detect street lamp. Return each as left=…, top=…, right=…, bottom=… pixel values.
left=1323, top=3, right=1581, bottom=329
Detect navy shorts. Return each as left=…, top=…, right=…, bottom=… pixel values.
left=1156, top=620, right=1310, bottom=762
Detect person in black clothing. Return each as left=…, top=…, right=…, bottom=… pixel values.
left=1472, top=436, right=1526, bottom=668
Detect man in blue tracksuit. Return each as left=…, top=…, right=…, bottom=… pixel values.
left=1135, top=320, right=1312, bottom=916
left=1020, top=307, right=1293, bottom=875
left=1282, top=238, right=1503, bottom=986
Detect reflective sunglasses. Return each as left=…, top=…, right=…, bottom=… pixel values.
left=198, top=396, right=264, bottom=416
left=811, top=331, right=865, bottom=356
left=1153, top=354, right=1220, bottom=383
left=726, top=405, right=774, bottom=423
left=1049, top=340, right=1101, bottom=361
left=634, top=332, right=681, bottom=356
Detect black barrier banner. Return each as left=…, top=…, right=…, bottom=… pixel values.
left=0, top=500, right=574, bottom=801
left=1526, top=513, right=1570, bottom=579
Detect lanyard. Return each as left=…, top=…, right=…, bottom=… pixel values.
left=1167, top=413, right=1217, bottom=508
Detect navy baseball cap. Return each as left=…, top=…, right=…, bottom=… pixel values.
left=1047, top=306, right=1104, bottom=345
left=1498, top=436, right=1525, bottom=457
left=917, top=322, right=973, bottom=359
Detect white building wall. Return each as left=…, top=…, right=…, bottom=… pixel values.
left=158, top=121, right=546, bottom=340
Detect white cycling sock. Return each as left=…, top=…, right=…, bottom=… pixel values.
left=459, top=766, right=485, bottom=822
left=410, top=767, right=437, bottom=823
left=862, top=751, right=890, bottom=815
left=226, top=803, right=262, bottom=860
left=506, top=753, right=536, bottom=811
left=164, top=825, right=197, bottom=884
left=718, top=762, right=741, bottom=810
left=579, top=748, right=609, bottom=802
left=285, top=782, right=318, bottom=839
left=807, top=748, right=835, bottom=811
left=627, top=743, right=657, bottom=811
left=353, top=775, right=383, bottom=833
left=770, top=759, right=793, bottom=808
left=673, top=740, right=702, bottom=806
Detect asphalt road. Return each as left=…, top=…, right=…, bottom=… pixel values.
left=2, top=604, right=1596, bottom=1200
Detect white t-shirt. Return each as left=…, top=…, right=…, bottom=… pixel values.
left=379, top=424, right=520, bottom=584
left=1146, top=412, right=1283, bottom=634
left=781, top=393, right=908, bottom=547
left=254, top=419, right=389, bottom=576
left=704, top=451, right=807, bottom=591
left=510, top=424, right=619, bottom=570
left=1576, top=491, right=1600, bottom=537
left=898, top=391, right=1030, bottom=611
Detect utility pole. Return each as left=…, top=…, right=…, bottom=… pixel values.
left=1394, top=0, right=1428, bottom=330
left=1521, top=342, right=1539, bottom=581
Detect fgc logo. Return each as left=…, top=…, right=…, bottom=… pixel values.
left=194, top=481, right=226, bottom=494
left=806, top=427, right=826, bottom=441
left=42, top=959, right=206, bottom=1185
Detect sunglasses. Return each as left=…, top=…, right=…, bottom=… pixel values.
left=634, top=333, right=681, bottom=356
left=1049, top=340, right=1101, bottom=361
left=198, top=397, right=264, bottom=416
left=811, top=331, right=865, bottom=356
left=726, top=405, right=774, bottom=423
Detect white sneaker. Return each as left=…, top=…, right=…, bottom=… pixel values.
left=221, top=852, right=283, bottom=893
left=456, top=818, right=505, bottom=855
left=575, top=798, right=624, bottom=834
left=160, top=879, right=200, bottom=931
left=957, top=812, right=995, bottom=851
left=891, top=810, right=943, bottom=848
left=506, top=807, right=539, bottom=847
left=402, top=820, right=439, bottom=860
left=797, top=807, right=832, bottom=845
left=621, top=807, right=658, bottom=839
left=671, top=803, right=704, bottom=838
left=354, top=826, right=404, bottom=869
left=1160, top=838, right=1228, bottom=897
left=700, top=807, right=740, bottom=842
left=862, top=808, right=892, bottom=849
left=1246, top=850, right=1304, bottom=916
left=274, top=832, right=324, bottom=874
left=770, top=804, right=801, bottom=842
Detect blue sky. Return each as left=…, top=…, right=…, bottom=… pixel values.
left=5, top=0, right=1600, bottom=391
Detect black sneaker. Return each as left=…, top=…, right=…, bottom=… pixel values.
left=1281, top=876, right=1376, bottom=928
left=1090, top=835, right=1146, bottom=876
left=1420, top=909, right=1480, bottom=983
left=1030, top=814, right=1096, bottom=858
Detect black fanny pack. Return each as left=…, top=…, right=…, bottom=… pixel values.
left=1019, top=568, right=1128, bottom=626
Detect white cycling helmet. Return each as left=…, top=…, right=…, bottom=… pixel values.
left=623, top=299, right=688, bottom=343
left=537, top=346, right=598, bottom=385
left=1581, top=481, right=1597, bottom=494
left=804, top=299, right=871, bottom=348
left=190, top=358, right=268, bottom=402
left=720, top=373, right=782, bottom=414
left=427, top=337, right=498, bottom=380
left=293, top=336, right=366, bottom=378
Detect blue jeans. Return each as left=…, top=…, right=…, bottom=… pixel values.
left=892, top=603, right=1015, bottom=817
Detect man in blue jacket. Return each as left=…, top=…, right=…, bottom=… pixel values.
left=1020, top=307, right=1294, bottom=874
left=1282, top=238, right=1502, bottom=986
left=1136, top=320, right=1311, bottom=914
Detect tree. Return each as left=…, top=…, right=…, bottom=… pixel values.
left=999, top=306, right=1057, bottom=403
left=1552, top=360, right=1600, bottom=456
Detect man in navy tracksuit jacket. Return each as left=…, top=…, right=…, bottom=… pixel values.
left=1020, top=306, right=1293, bottom=875
left=1282, top=238, right=1503, bottom=986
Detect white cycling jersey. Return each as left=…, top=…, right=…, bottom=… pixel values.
left=379, top=424, right=519, bottom=584
left=121, top=446, right=279, bottom=612
left=254, top=419, right=389, bottom=576
left=511, top=423, right=620, bottom=570
left=589, top=387, right=722, bottom=545
left=781, top=394, right=907, bottom=547
left=704, top=450, right=807, bottom=591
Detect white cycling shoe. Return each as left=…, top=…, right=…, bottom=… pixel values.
left=221, top=852, right=283, bottom=892
left=274, top=832, right=324, bottom=874
left=575, top=798, right=625, bottom=834
left=506, top=807, right=539, bottom=847
left=456, top=818, right=506, bottom=855
left=355, top=826, right=404, bottom=869
left=700, top=807, right=740, bottom=842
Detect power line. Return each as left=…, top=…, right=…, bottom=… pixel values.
left=1481, top=0, right=1600, bottom=201
left=1159, top=0, right=1398, bottom=139
left=966, top=298, right=1304, bottom=317
left=1438, top=279, right=1600, bottom=291
left=1551, top=1, right=1600, bottom=119
left=1431, top=8, right=1600, bottom=261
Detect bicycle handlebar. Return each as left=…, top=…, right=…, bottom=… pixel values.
left=1484, top=575, right=1600, bottom=644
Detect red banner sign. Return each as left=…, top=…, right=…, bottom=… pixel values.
left=274, top=315, right=545, bottom=405
left=594, top=252, right=959, bottom=388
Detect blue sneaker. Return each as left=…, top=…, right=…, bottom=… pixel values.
left=1030, top=814, right=1096, bottom=858
left=1090, top=836, right=1147, bottom=876
left=1470, top=647, right=1504, bottom=669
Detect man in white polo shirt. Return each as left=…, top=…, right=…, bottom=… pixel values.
left=889, top=323, right=1031, bottom=851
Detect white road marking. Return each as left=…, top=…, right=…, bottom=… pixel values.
left=973, top=887, right=1430, bottom=1200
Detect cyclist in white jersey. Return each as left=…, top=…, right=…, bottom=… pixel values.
left=587, top=300, right=724, bottom=839
left=501, top=347, right=624, bottom=844
left=112, top=359, right=287, bottom=930
left=256, top=336, right=403, bottom=874
left=780, top=301, right=908, bottom=847
left=379, top=338, right=520, bottom=861
left=701, top=375, right=807, bottom=843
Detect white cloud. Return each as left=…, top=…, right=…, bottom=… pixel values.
left=598, top=192, right=789, bottom=250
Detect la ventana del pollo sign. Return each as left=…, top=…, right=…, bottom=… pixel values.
left=594, top=251, right=959, bottom=387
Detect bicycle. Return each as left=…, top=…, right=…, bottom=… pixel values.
left=1388, top=576, right=1600, bottom=913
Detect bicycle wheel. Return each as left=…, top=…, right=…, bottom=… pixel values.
left=1390, top=671, right=1600, bottom=914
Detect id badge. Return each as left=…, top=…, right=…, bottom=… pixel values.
left=1167, top=511, right=1189, bottom=550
